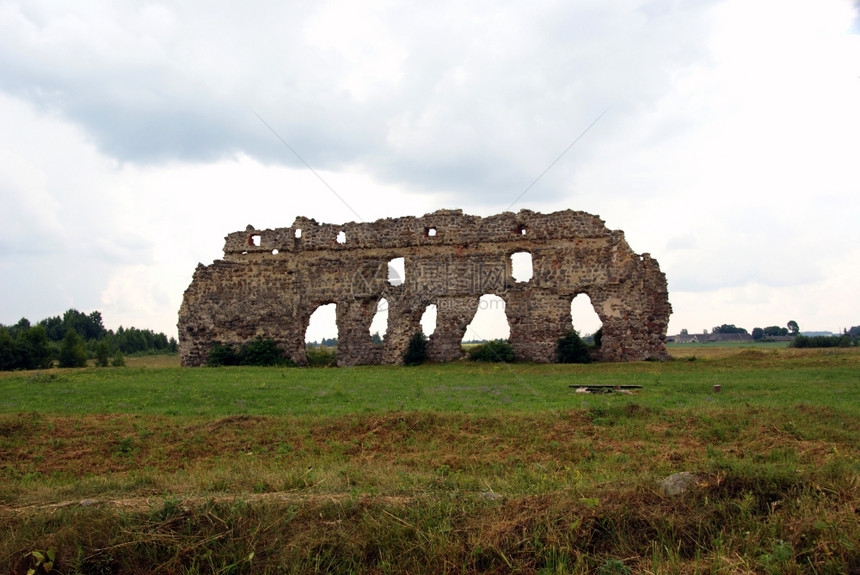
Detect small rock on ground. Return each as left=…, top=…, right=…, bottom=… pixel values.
left=659, top=472, right=700, bottom=496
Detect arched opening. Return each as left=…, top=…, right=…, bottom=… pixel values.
left=510, top=251, right=533, bottom=283
left=463, top=294, right=510, bottom=342
left=369, top=298, right=389, bottom=345
left=305, top=303, right=338, bottom=345
left=426, top=227, right=437, bottom=237
left=570, top=294, right=603, bottom=344
left=294, top=229, right=302, bottom=238
left=248, top=234, right=261, bottom=247
left=271, top=249, right=279, bottom=255
left=420, top=304, right=437, bottom=336
left=336, top=230, right=346, bottom=244
left=388, top=257, right=405, bottom=285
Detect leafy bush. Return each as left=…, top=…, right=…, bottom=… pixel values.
left=206, top=339, right=295, bottom=367
left=403, top=332, right=428, bottom=366
left=239, top=337, right=289, bottom=366
left=111, top=350, right=126, bottom=367
left=791, top=334, right=856, bottom=348
left=206, top=343, right=240, bottom=366
left=467, top=339, right=515, bottom=363
left=556, top=330, right=592, bottom=363
left=306, top=345, right=337, bottom=367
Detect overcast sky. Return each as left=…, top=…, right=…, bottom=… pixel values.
left=1, top=0, right=859, bottom=342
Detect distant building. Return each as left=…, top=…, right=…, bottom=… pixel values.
left=669, top=333, right=702, bottom=343
left=668, top=332, right=754, bottom=343
left=706, top=332, right=753, bottom=342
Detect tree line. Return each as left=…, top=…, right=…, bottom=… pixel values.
left=702, top=321, right=858, bottom=347
left=791, top=326, right=860, bottom=349
left=0, top=309, right=177, bottom=371
left=704, top=321, right=800, bottom=339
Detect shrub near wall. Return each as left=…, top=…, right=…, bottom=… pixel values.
left=306, top=345, right=337, bottom=367
left=556, top=330, right=592, bottom=364
left=205, top=343, right=239, bottom=366
left=403, top=333, right=428, bottom=366
left=205, top=338, right=295, bottom=367
left=239, top=337, right=291, bottom=366
left=467, top=340, right=516, bottom=362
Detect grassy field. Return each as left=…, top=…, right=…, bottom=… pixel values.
left=1, top=347, right=858, bottom=574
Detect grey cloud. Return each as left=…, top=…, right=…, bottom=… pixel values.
left=0, top=0, right=720, bottom=203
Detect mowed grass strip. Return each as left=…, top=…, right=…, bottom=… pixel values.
left=0, top=348, right=858, bottom=573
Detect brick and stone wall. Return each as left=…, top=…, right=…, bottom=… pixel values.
left=178, top=209, right=672, bottom=366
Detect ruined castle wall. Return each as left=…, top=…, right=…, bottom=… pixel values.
left=178, top=209, right=672, bottom=366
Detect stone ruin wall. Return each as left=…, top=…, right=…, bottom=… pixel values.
left=178, top=209, right=672, bottom=366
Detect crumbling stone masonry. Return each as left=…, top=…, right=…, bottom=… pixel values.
left=178, top=209, right=672, bottom=366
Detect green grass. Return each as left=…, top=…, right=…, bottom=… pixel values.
left=1, top=347, right=858, bottom=574
left=2, top=348, right=858, bottom=416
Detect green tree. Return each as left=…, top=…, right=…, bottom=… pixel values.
left=8, top=317, right=31, bottom=339
left=0, top=324, right=52, bottom=370
left=763, top=326, right=786, bottom=336
left=787, top=320, right=799, bottom=335
left=556, top=330, right=592, bottom=364
left=19, top=325, right=52, bottom=369
left=95, top=340, right=110, bottom=367
left=403, top=332, right=428, bottom=366
left=0, top=327, right=16, bottom=370
left=61, top=309, right=106, bottom=340
left=111, top=350, right=126, bottom=367
left=752, top=327, right=764, bottom=340
left=58, top=330, right=88, bottom=368
left=712, top=324, right=748, bottom=335
left=39, top=315, right=65, bottom=341
left=10, top=310, right=177, bottom=364
left=592, top=327, right=603, bottom=348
